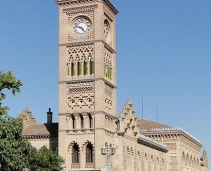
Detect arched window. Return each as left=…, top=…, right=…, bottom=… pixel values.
left=77, top=61, right=80, bottom=76
left=72, top=116, right=76, bottom=129
left=71, top=62, right=74, bottom=76
left=80, top=115, right=84, bottom=129
left=88, top=115, right=92, bottom=128
left=115, top=121, right=120, bottom=131
left=84, top=61, right=88, bottom=75
left=90, top=60, right=94, bottom=75
left=86, top=143, right=94, bottom=163
left=67, top=63, right=70, bottom=76
left=72, top=143, right=79, bottom=163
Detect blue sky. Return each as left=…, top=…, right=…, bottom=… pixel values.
left=0, top=0, right=211, bottom=167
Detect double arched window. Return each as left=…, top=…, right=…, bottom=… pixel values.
left=72, top=143, right=80, bottom=163
left=71, top=142, right=94, bottom=165
left=71, top=114, right=93, bottom=129
left=67, top=60, right=94, bottom=77
left=86, top=143, right=94, bottom=163
left=88, top=114, right=93, bottom=128
left=72, top=116, right=76, bottom=129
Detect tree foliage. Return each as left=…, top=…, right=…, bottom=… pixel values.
left=0, top=115, right=32, bottom=170
left=0, top=70, right=64, bottom=170
left=29, top=146, right=64, bottom=171
left=0, top=116, right=64, bottom=171
left=0, top=71, right=23, bottom=115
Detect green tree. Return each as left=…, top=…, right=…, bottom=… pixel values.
left=29, top=146, right=64, bottom=171
left=0, top=71, right=23, bottom=115
left=0, top=115, right=32, bottom=170
left=0, top=70, right=64, bottom=170
left=0, top=70, right=29, bottom=170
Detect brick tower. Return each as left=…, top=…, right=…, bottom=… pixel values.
left=56, top=0, right=118, bottom=169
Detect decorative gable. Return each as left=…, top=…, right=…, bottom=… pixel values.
left=201, top=150, right=208, bottom=167
left=17, top=108, right=36, bottom=126
left=118, top=99, right=139, bottom=138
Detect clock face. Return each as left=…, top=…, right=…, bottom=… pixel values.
left=73, top=18, right=91, bottom=36
left=104, top=21, right=109, bottom=39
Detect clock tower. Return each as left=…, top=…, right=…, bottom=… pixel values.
left=56, top=0, right=118, bottom=170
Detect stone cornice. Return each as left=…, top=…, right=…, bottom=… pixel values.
left=56, top=0, right=96, bottom=6
left=59, top=127, right=117, bottom=135
left=102, top=0, right=118, bottom=15
left=56, top=0, right=118, bottom=15
left=59, top=40, right=117, bottom=54
left=63, top=4, right=98, bottom=14
left=58, top=78, right=117, bottom=89
left=59, top=111, right=118, bottom=120
left=141, top=127, right=202, bottom=147
left=138, top=134, right=168, bottom=153
left=24, top=134, right=58, bottom=140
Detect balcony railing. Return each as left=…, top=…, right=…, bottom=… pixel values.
left=85, top=163, right=94, bottom=168
left=71, top=163, right=80, bottom=169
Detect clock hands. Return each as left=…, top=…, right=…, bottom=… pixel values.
left=77, top=25, right=85, bottom=32
left=73, top=18, right=90, bottom=35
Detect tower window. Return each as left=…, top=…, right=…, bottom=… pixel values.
left=71, top=62, right=74, bottom=77
left=86, top=143, right=94, bottom=163
left=80, top=115, right=84, bottom=129
left=77, top=61, right=80, bottom=76
left=115, top=121, right=120, bottom=132
left=84, top=61, right=88, bottom=75
left=72, top=116, right=76, bottom=129
left=67, top=63, right=70, bottom=76
left=72, top=143, right=80, bottom=163
left=90, top=60, right=94, bottom=75
left=89, top=114, right=93, bottom=128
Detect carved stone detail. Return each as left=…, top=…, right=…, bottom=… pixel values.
left=66, top=82, right=94, bottom=111
left=59, top=0, right=96, bottom=7
left=165, top=143, right=176, bottom=150
left=169, top=156, right=178, bottom=170
left=67, top=44, right=94, bottom=62
left=67, top=44, right=94, bottom=76
left=104, top=83, right=113, bottom=112
left=104, top=6, right=114, bottom=21
left=104, top=47, right=112, bottom=80
left=104, top=47, right=112, bottom=67
left=67, top=82, right=94, bottom=94
left=63, top=4, right=98, bottom=14
left=105, top=83, right=113, bottom=97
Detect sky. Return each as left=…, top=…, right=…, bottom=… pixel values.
left=0, top=0, right=211, bottom=168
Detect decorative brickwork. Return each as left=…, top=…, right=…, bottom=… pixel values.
left=105, top=83, right=113, bottom=112
left=59, top=0, right=96, bottom=7
left=67, top=44, right=94, bottom=76
left=165, top=143, right=176, bottom=150
left=63, top=4, right=98, bottom=14
left=104, top=47, right=112, bottom=80
left=66, top=82, right=94, bottom=111
left=169, top=156, right=178, bottom=171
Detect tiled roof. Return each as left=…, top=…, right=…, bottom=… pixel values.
left=22, top=123, right=58, bottom=136
left=138, top=119, right=171, bottom=131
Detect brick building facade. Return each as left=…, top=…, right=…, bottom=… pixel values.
left=18, top=0, right=208, bottom=171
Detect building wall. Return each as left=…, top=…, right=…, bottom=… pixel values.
left=57, top=0, right=118, bottom=170
left=142, top=129, right=205, bottom=171
left=27, top=138, right=58, bottom=150
left=28, top=139, right=50, bottom=149
left=116, top=136, right=168, bottom=171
